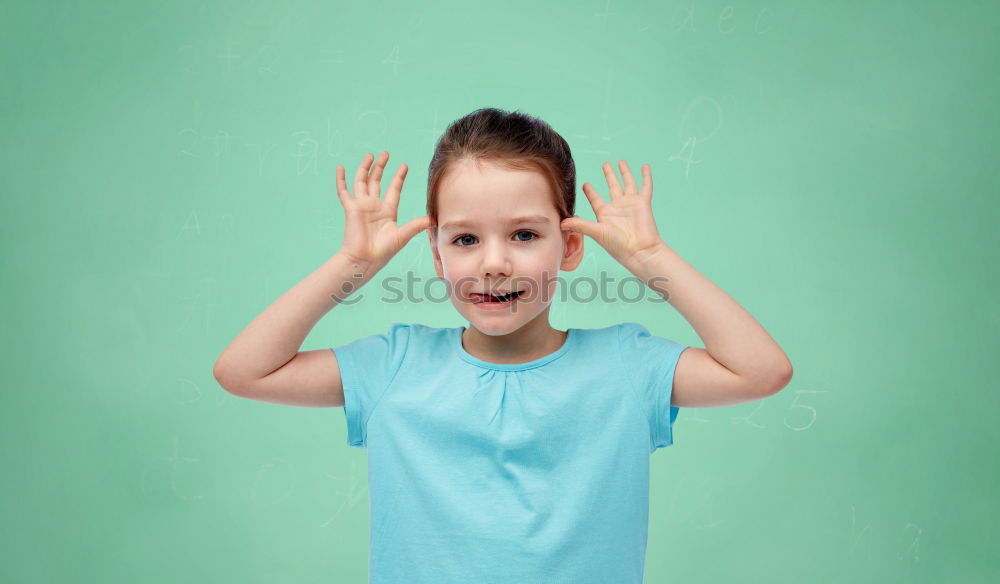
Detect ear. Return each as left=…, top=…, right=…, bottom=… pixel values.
left=560, top=229, right=585, bottom=271
left=428, top=228, right=445, bottom=279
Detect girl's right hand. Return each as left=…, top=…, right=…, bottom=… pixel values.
left=335, top=151, right=435, bottom=268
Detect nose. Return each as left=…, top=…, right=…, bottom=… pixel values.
left=480, top=238, right=512, bottom=280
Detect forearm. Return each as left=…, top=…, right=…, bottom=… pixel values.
left=213, top=252, right=382, bottom=387
left=628, top=243, right=792, bottom=382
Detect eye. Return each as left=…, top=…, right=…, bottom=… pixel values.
left=451, top=231, right=538, bottom=247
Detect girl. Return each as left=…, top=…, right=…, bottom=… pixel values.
left=214, top=108, right=793, bottom=583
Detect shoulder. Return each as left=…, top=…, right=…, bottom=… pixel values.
left=564, top=322, right=653, bottom=362
left=396, top=322, right=462, bottom=337
left=613, top=321, right=650, bottom=336
left=574, top=321, right=651, bottom=334
left=606, top=322, right=688, bottom=362
left=338, top=321, right=449, bottom=352
left=376, top=321, right=459, bottom=335
left=612, top=321, right=683, bottom=343
left=572, top=321, right=653, bottom=343
left=380, top=322, right=462, bottom=352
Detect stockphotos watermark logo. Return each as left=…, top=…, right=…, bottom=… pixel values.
left=330, top=271, right=672, bottom=308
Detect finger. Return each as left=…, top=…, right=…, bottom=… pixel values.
left=602, top=162, right=624, bottom=200
left=581, top=182, right=607, bottom=212
left=619, top=160, right=638, bottom=196
left=560, top=216, right=600, bottom=240
left=641, top=164, right=653, bottom=200
left=384, top=163, right=407, bottom=211
left=399, top=215, right=436, bottom=244
left=369, top=151, right=389, bottom=199
left=354, top=152, right=374, bottom=197
left=335, top=164, right=351, bottom=205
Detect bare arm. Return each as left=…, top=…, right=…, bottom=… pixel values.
left=563, top=160, right=793, bottom=409
left=212, top=151, right=434, bottom=406
left=631, top=244, right=793, bottom=406
left=211, top=251, right=376, bottom=397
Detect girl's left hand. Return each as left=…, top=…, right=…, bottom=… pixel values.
left=561, top=160, right=667, bottom=270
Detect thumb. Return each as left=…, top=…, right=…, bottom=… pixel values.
left=561, top=216, right=598, bottom=238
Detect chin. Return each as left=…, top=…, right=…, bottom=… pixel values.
left=460, top=302, right=550, bottom=337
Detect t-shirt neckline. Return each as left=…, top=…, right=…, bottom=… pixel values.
left=456, top=327, right=576, bottom=371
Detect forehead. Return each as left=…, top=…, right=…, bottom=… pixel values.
left=437, top=160, right=557, bottom=228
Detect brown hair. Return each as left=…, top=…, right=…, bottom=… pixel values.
left=426, top=107, right=576, bottom=239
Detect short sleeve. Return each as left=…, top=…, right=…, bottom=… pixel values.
left=617, top=322, right=690, bottom=452
left=330, top=322, right=411, bottom=448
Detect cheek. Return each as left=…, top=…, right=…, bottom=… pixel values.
left=522, top=258, right=563, bottom=302
left=438, top=259, right=472, bottom=296
left=437, top=254, right=460, bottom=279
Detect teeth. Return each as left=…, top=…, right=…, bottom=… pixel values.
left=486, top=291, right=519, bottom=302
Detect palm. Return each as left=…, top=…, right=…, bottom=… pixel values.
left=336, top=152, right=434, bottom=266
left=565, top=160, right=665, bottom=267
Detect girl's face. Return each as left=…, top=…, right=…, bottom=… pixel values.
left=429, top=159, right=584, bottom=337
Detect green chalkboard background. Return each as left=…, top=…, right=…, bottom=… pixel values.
left=3, top=1, right=997, bottom=582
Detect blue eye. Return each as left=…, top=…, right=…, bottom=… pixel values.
left=452, top=231, right=537, bottom=247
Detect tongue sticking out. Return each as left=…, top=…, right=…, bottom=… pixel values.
left=486, top=291, right=520, bottom=303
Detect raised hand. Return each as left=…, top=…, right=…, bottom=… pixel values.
left=335, top=151, right=435, bottom=268
left=560, top=160, right=668, bottom=270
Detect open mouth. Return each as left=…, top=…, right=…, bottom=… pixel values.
left=471, top=290, right=525, bottom=304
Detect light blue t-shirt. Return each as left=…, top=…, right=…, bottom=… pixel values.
left=331, top=321, right=690, bottom=584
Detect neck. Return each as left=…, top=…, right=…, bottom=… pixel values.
left=461, top=311, right=567, bottom=364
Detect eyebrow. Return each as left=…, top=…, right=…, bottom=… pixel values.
left=439, top=214, right=552, bottom=231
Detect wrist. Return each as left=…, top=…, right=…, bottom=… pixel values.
left=334, top=250, right=383, bottom=274
left=625, top=241, right=673, bottom=278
